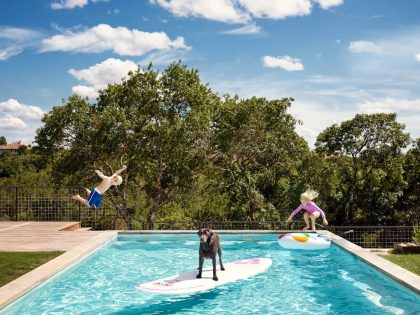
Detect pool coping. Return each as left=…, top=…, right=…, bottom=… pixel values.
left=0, top=229, right=418, bottom=310
left=0, top=231, right=117, bottom=310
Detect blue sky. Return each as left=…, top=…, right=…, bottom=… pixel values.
left=1, top=0, right=420, bottom=146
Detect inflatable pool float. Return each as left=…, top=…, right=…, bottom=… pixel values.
left=278, top=232, right=331, bottom=250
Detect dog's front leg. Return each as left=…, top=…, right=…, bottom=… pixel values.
left=212, top=255, right=218, bottom=281
left=197, top=247, right=204, bottom=279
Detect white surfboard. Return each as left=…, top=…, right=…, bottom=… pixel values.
left=135, top=258, right=272, bottom=294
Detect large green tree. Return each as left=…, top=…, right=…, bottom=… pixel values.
left=36, top=63, right=217, bottom=229
left=0, top=136, right=6, bottom=145
left=397, top=138, right=420, bottom=223
left=212, top=95, right=308, bottom=221
left=315, top=113, right=410, bottom=224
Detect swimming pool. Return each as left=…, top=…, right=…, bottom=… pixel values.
left=2, top=234, right=419, bottom=314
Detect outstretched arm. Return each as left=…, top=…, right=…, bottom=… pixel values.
left=95, top=170, right=107, bottom=179
left=114, top=165, right=127, bottom=175
left=287, top=204, right=304, bottom=222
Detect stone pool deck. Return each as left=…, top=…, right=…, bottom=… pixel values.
left=0, top=221, right=114, bottom=251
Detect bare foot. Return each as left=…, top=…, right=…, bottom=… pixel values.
left=312, top=227, right=317, bottom=232
left=303, top=226, right=310, bottom=231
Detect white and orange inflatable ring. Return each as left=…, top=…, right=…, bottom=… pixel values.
left=278, top=232, right=331, bottom=250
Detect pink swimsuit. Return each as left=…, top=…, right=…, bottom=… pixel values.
left=290, top=201, right=326, bottom=219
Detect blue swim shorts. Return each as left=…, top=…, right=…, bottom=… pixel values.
left=87, top=188, right=102, bottom=209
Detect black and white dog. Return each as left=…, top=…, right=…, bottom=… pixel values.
left=197, top=228, right=225, bottom=281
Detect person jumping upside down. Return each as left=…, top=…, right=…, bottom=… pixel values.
left=72, top=165, right=127, bottom=209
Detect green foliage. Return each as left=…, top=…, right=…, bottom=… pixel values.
left=0, top=136, right=6, bottom=145
left=397, top=138, right=420, bottom=224
left=212, top=95, right=309, bottom=221
left=362, top=229, right=383, bottom=248
left=297, top=152, right=347, bottom=223
left=315, top=113, right=410, bottom=224
left=0, top=148, right=51, bottom=187
left=413, top=223, right=420, bottom=243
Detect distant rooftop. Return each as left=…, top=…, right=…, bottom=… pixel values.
left=0, top=141, right=24, bottom=150
left=0, top=141, right=31, bottom=154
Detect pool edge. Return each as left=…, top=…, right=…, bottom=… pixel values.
left=0, top=231, right=117, bottom=310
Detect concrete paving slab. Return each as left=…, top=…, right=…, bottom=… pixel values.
left=0, top=222, right=102, bottom=252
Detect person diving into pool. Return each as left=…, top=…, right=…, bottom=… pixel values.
left=286, top=189, right=328, bottom=231
left=72, top=165, right=127, bottom=209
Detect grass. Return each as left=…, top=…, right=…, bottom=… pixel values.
left=0, top=251, right=64, bottom=287
left=379, top=253, right=420, bottom=276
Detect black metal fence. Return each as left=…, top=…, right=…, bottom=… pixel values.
left=140, top=220, right=308, bottom=231
left=326, top=226, right=414, bottom=248
left=0, top=186, right=416, bottom=248
left=0, top=186, right=118, bottom=230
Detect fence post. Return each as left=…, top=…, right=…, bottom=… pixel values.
left=77, top=187, right=81, bottom=222
left=15, top=187, right=18, bottom=221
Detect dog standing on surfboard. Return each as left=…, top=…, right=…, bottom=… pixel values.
left=197, top=228, right=225, bottom=281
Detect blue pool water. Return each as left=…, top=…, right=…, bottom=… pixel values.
left=2, top=234, right=419, bottom=314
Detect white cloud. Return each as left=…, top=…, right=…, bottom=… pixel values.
left=72, top=85, right=99, bottom=99
left=415, top=53, right=420, bottom=61
left=349, top=40, right=381, bottom=53
left=50, top=0, right=110, bottom=10
left=0, top=99, right=45, bottom=120
left=0, top=46, right=23, bottom=61
left=313, top=0, right=343, bottom=10
left=151, top=0, right=343, bottom=23
left=223, top=23, right=261, bottom=35
left=290, top=99, right=356, bottom=147
left=0, top=115, right=27, bottom=130
left=0, top=27, right=43, bottom=61
left=150, top=0, right=250, bottom=23
left=307, top=75, right=342, bottom=84
left=69, top=58, right=139, bottom=98
left=239, top=0, right=312, bottom=20
left=262, top=55, right=304, bottom=71
left=41, top=24, right=189, bottom=56
left=358, top=98, right=420, bottom=114
left=51, top=0, right=88, bottom=10
left=0, top=99, right=45, bottom=143
left=0, top=27, right=43, bottom=41
left=344, top=28, right=420, bottom=82
left=139, top=49, right=188, bottom=66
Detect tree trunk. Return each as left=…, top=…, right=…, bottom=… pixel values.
left=344, top=187, right=354, bottom=224
left=147, top=135, right=164, bottom=230
left=120, top=206, right=133, bottom=230
left=344, top=156, right=358, bottom=224
left=147, top=207, right=157, bottom=230
left=120, top=182, right=133, bottom=230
